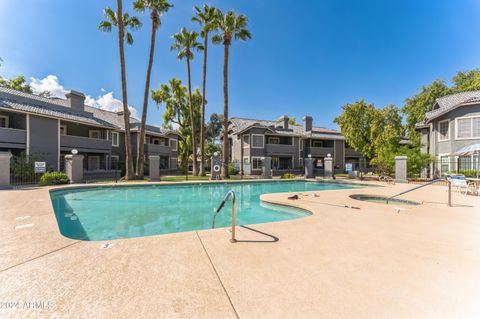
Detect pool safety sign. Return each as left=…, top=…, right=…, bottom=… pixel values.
left=34, top=162, right=46, bottom=173
left=345, top=163, right=353, bottom=173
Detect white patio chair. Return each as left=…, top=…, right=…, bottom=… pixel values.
left=447, top=175, right=476, bottom=195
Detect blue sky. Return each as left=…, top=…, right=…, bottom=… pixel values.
left=1, top=0, right=480, bottom=129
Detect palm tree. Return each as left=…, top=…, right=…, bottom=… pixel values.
left=171, top=28, right=203, bottom=176
left=192, top=4, right=218, bottom=176
left=212, top=10, right=251, bottom=178
left=99, top=2, right=141, bottom=180
left=133, top=0, right=173, bottom=179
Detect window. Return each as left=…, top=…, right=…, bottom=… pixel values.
left=252, top=157, right=263, bottom=170
left=110, top=155, right=119, bottom=170
left=112, top=132, right=119, bottom=147
left=242, top=134, right=250, bottom=148
left=170, top=139, right=177, bottom=151
left=299, top=158, right=304, bottom=167
left=89, top=130, right=102, bottom=139
left=440, top=156, right=449, bottom=173
left=145, top=136, right=151, bottom=144
left=243, top=156, right=250, bottom=164
left=60, top=125, right=67, bottom=136
left=88, top=156, right=100, bottom=171
left=268, top=137, right=280, bottom=144
left=251, top=134, right=264, bottom=148
left=456, top=116, right=480, bottom=139
left=152, top=138, right=160, bottom=145
left=300, top=139, right=304, bottom=151
left=169, top=157, right=178, bottom=169
left=0, top=115, right=8, bottom=128
left=438, top=120, right=449, bottom=141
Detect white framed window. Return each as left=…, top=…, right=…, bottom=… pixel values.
left=111, top=132, right=119, bottom=147
left=89, top=130, right=102, bottom=139
left=251, top=134, right=265, bottom=148
left=60, top=125, right=67, bottom=136
left=437, top=120, right=450, bottom=141
left=110, top=155, right=119, bottom=169
left=243, top=156, right=250, bottom=164
left=0, top=115, right=9, bottom=128
left=456, top=116, right=480, bottom=139
left=242, top=134, right=250, bottom=148
left=440, top=155, right=450, bottom=173
left=169, top=157, right=178, bottom=169
left=152, top=138, right=160, bottom=145
left=251, top=157, right=263, bottom=170
left=268, top=137, right=280, bottom=144
left=170, top=139, right=177, bottom=151
left=300, top=139, right=304, bottom=151
left=88, top=156, right=100, bottom=171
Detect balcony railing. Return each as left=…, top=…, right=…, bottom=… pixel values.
left=145, top=143, right=175, bottom=155
left=60, top=135, right=112, bottom=152
left=265, top=144, right=296, bottom=155
left=0, top=127, right=26, bottom=147
left=308, top=147, right=334, bottom=156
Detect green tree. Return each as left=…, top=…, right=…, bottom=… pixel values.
left=212, top=10, right=251, bottom=178
left=192, top=4, right=218, bottom=176
left=402, top=80, right=450, bottom=146
left=151, top=78, right=201, bottom=172
left=0, top=75, right=32, bottom=93
left=99, top=2, right=141, bottom=180
left=205, top=113, right=223, bottom=142
left=451, top=69, right=480, bottom=92
left=171, top=27, right=203, bottom=176
left=133, top=0, right=173, bottom=179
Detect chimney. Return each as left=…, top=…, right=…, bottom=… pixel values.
left=303, top=115, right=313, bottom=132
left=65, top=90, right=85, bottom=112
left=277, top=115, right=289, bottom=129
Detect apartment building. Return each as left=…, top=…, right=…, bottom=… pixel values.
left=228, top=115, right=365, bottom=176
left=0, top=87, right=180, bottom=180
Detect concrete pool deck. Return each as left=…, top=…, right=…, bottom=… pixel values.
left=1, top=180, right=480, bottom=318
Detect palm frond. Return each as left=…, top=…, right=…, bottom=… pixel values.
left=98, top=20, right=112, bottom=32
left=211, top=34, right=222, bottom=44
left=104, top=7, right=117, bottom=25
left=126, top=32, right=134, bottom=45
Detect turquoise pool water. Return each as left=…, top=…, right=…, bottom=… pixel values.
left=50, top=181, right=365, bottom=241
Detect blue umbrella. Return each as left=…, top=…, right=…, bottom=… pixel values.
left=454, top=144, right=480, bottom=178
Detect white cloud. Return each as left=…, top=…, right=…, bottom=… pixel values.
left=28, top=75, right=139, bottom=119
left=30, top=75, right=67, bottom=98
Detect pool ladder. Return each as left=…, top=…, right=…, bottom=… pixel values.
left=213, top=190, right=237, bottom=243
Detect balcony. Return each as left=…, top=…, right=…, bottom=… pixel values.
left=345, top=147, right=363, bottom=157
left=60, top=135, right=112, bottom=153
left=308, top=147, right=334, bottom=156
left=265, top=144, right=296, bottom=155
left=0, top=127, right=26, bottom=148
left=145, top=143, right=175, bottom=155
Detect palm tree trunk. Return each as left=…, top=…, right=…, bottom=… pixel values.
left=199, top=32, right=208, bottom=176
left=221, top=43, right=229, bottom=178
left=136, top=14, right=157, bottom=179
left=186, top=57, right=198, bottom=176
left=117, top=0, right=133, bottom=180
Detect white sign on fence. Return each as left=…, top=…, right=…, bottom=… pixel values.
left=345, top=163, right=353, bottom=173
left=34, top=162, right=46, bottom=174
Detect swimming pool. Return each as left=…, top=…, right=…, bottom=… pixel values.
left=50, top=181, right=365, bottom=241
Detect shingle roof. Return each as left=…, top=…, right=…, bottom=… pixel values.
left=0, top=87, right=180, bottom=137
left=0, top=88, right=117, bottom=128
left=130, top=122, right=179, bottom=137
left=229, top=117, right=342, bottom=138
left=423, top=90, right=480, bottom=122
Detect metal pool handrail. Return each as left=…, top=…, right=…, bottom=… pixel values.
left=386, top=178, right=451, bottom=206
left=213, top=190, right=237, bottom=243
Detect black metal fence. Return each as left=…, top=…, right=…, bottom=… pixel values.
left=430, top=157, right=480, bottom=178
left=10, top=155, right=46, bottom=186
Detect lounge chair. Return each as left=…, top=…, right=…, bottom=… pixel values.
left=447, top=175, right=476, bottom=195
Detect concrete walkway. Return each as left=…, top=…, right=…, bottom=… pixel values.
left=1, top=181, right=479, bottom=318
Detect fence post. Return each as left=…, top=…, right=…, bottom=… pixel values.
left=395, top=156, right=408, bottom=183
left=448, top=181, right=452, bottom=207
left=324, top=155, right=333, bottom=179
left=304, top=156, right=314, bottom=179
left=65, top=154, right=84, bottom=184
left=149, top=155, right=160, bottom=182
left=0, top=152, right=12, bottom=189
left=262, top=157, right=272, bottom=179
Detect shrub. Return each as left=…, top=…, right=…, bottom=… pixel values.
left=228, top=163, right=238, bottom=176
left=281, top=173, right=296, bottom=179
left=39, top=172, right=69, bottom=186
left=456, top=170, right=480, bottom=178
